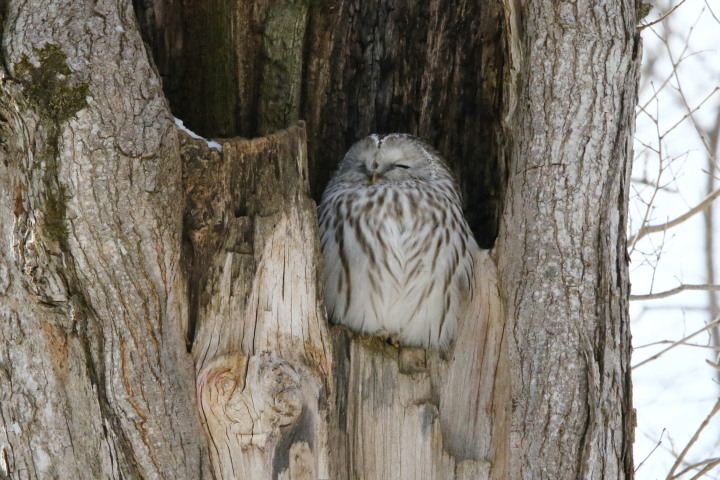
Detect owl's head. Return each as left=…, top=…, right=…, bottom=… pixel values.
left=334, top=134, right=453, bottom=186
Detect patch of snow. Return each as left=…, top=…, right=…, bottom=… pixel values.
left=173, top=117, right=223, bottom=152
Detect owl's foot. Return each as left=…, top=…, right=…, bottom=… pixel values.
left=384, top=335, right=401, bottom=349
left=375, top=328, right=401, bottom=348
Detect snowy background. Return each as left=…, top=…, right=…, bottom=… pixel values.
left=631, top=0, right=720, bottom=478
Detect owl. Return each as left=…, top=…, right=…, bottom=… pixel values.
left=317, top=134, right=478, bottom=349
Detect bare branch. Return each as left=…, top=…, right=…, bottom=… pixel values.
left=686, top=459, right=720, bottom=480
left=629, top=187, right=720, bottom=244
left=667, top=397, right=720, bottom=479
left=632, top=175, right=680, bottom=192
left=638, top=0, right=689, bottom=31
left=705, top=0, right=720, bottom=24
left=635, top=340, right=720, bottom=351
left=675, top=457, right=720, bottom=479
left=635, top=429, right=666, bottom=472
left=661, top=87, right=720, bottom=144
left=703, top=102, right=720, bottom=386
left=628, top=109, right=667, bottom=256
left=633, top=317, right=720, bottom=369
left=631, top=283, right=720, bottom=301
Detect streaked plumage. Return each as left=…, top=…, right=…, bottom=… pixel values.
left=318, top=134, right=478, bottom=349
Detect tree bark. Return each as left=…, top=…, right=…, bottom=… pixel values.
left=0, top=0, right=640, bottom=479
left=497, top=1, right=640, bottom=478
left=0, top=1, right=209, bottom=478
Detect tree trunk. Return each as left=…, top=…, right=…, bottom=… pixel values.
left=0, top=1, right=640, bottom=479
left=497, top=2, right=640, bottom=477
left=0, top=2, right=209, bottom=478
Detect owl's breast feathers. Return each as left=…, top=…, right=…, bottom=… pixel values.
left=318, top=137, right=477, bottom=349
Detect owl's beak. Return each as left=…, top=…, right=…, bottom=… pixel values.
left=370, top=172, right=378, bottom=184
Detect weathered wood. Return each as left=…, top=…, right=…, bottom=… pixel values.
left=328, top=249, right=506, bottom=480
left=342, top=340, right=456, bottom=480
left=440, top=250, right=509, bottom=480
left=183, top=124, right=335, bottom=479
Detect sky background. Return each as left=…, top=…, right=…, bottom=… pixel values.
left=631, top=0, right=720, bottom=478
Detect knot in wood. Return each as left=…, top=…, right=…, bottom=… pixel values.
left=198, top=353, right=303, bottom=448
left=258, top=359, right=303, bottom=427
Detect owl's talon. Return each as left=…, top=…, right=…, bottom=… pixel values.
left=385, top=336, right=400, bottom=348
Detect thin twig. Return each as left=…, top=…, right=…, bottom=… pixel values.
left=667, top=18, right=718, bottom=160
left=666, top=397, right=720, bottom=479
left=629, top=187, right=720, bottom=244
left=633, top=318, right=720, bottom=369
left=660, top=87, right=720, bottom=143
left=635, top=428, right=666, bottom=472
left=631, top=283, right=720, bottom=300
left=638, top=0, right=689, bottom=31
left=704, top=0, right=720, bottom=25
left=631, top=176, right=679, bottom=193
left=629, top=98, right=667, bottom=256
left=641, top=305, right=708, bottom=311
left=635, top=340, right=720, bottom=351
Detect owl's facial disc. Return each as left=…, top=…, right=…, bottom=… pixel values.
left=338, top=135, right=437, bottom=186
left=366, top=142, right=427, bottom=184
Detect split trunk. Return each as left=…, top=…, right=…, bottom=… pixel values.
left=0, top=0, right=640, bottom=478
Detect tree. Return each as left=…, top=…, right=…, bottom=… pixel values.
left=0, top=1, right=640, bottom=479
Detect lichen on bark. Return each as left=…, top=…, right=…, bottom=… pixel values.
left=14, top=44, right=88, bottom=123
left=13, top=44, right=88, bottom=249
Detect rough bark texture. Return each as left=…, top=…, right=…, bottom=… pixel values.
left=497, top=1, right=640, bottom=478
left=0, top=1, right=209, bottom=478
left=0, top=0, right=639, bottom=479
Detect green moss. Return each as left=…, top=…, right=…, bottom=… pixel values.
left=636, top=2, right=652, bottom=23
left=14, top=44, right=88, bottom=123
left=31, top=138, right=69, bottom=246
left=13, top=44, right=85, bottom=247
left=42, top=185, right=68, bottom=244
